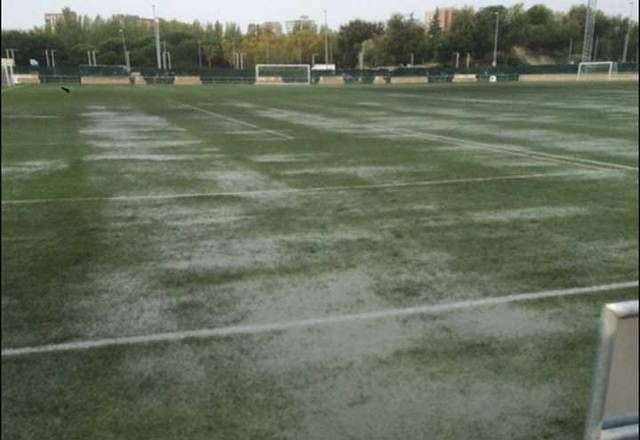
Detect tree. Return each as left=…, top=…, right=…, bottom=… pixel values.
left=425, top=9, right=443, bottom=61
left=383, top=14, right=427, bottom=65
left=447, top=8, right=475, bottom=60
left=473, top=6, right=508, bottom=62
left=336, top=20, right=384, bottom=68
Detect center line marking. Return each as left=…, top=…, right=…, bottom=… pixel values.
left=2, top=281, right=637, bottom=357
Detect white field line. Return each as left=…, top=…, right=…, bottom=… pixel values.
left=385, top=93, right=640, bottom=111
left=177, top=102, right=295, bottom=140
left=2, top=281, right=637, bottom=357
left=395, top=128, right=639, bottom=172
left=0, top=170, right=607, bottom=206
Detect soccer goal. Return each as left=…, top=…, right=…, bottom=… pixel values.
left=255, top=64, right=311, bottom=85
left=577, top=61, right=618, bottom=81
left=1, top=58, right=16, bottom=88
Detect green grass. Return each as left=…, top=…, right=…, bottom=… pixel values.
left=2, top=81, right=638, bottom=439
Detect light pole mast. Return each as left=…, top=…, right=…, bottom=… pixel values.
left=153, top=5, right=162, bottom=69
left=581, top=0, right=597, bottom=62
left=323, top=10, right=329, bottom=66
left=119, top=29, right=130, bottom=71
left=492, top=12, right=499, bottom=67
left=622, top=0, right=634, bottom=62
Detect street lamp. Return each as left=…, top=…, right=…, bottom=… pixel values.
left=622, top=0, right=634, bottom=63
left=492, top=11, right=499, bottom=67
left=323, top=10, right=329, bottom=66
left=153, top=5, right=162, bottom=70
left=119, top=29, right=130, bottom=71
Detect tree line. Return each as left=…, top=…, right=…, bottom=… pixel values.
left=1, top=5, right=638, bottom=71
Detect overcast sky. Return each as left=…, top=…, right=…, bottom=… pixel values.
left=2, top=0, right=637, bottom=31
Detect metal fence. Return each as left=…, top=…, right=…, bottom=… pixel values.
left=8, top=62, right=639, bottom=85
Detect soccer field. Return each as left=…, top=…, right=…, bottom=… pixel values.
left=1, top=82, right=638, bottom=439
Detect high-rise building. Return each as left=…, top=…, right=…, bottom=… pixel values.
left=44, top=13, right=64, bottom=28
left=424, top=7, right=459, bottom=31
left=248, top=21, right=283, bottom=35
left=262, top=22, right=283, bottom=35
left=113, top=14, right=155, bottom=28
left=285, top=15, right=316, bottom=33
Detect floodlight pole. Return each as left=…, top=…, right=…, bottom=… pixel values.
left=466, top=52, right=471, bottom=68
left=45, top=50, right=50, bottom=68
left=622, top=0, right=634, bottom=62
left=568, top=39, right=573, bottom=63
left=492, top=12, right=499, bottom=67
left=197, top=40, right=202, bottom=69
left=453, top=51, right=460, bottom=69
left=162, top=41, right=167, bottom=70
left=323, top=10, right=329, bottom=65
left=119, top=29, right=130, bottom=71
left=153, top=5, right=162, bottom=69
left=50, top=49, right=56, bottom=68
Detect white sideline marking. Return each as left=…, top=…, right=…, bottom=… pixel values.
left=177, top=102, right=295, bottom=140
left=396, top=129, right=639, bottom=172
left=2, top=281, right=637, bottom=357
left=1, top=170, right=607, bottom=206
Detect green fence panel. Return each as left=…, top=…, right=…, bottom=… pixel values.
left=143, top=75, right=175, bottom=85
left=200, top=69, right=254, bottom=84
left=390, top=67, right=429, bottom=77
left=38, top=74, right=81, bottom=84
left=79, top=65, right=129, bottom=76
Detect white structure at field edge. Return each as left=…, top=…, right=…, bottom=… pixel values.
left=255, top=64, right=311, bottom=85
left=577, top=61, right=618, bottom=80
left=1, top=58, right=16, bottom=87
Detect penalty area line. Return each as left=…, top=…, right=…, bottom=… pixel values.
left=2, top=280, right=637, bottom=357
left=0, top=170, right=610, bottom=206
left=395, top=128, right=638, bottom=172
left=175, top=102, right=295, bottom=140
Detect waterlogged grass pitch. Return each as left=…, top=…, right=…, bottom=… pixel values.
left=2, top=82, right=638, bottom=439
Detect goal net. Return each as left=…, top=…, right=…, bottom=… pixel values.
left=255, top=64, right=311, bottom=85
left=577, top=61, right=617, bottom=81
left=1, top=58, right=16, bottom=88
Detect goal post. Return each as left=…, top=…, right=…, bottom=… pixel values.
left=1, top=58, right=16, bottom=88
left=255, top=64, right=311, bottom=85
left=577, top=61, right=618, bottom=81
